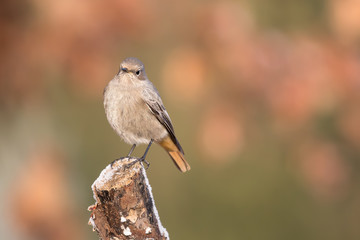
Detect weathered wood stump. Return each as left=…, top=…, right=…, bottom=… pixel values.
left=88, top=157, right=169, bottom=240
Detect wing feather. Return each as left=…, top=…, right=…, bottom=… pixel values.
left=142, top=88, right=184, bottom=154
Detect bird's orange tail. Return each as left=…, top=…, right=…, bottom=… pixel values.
left=168, top=150, right=191, bottom=172
left=158, top=136, right=191, bottom=172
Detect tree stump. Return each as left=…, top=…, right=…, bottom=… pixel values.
left=88, top=157, right=169, bottom=240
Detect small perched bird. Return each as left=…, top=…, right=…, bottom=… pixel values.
left=103, top=57, right=190, bottom=172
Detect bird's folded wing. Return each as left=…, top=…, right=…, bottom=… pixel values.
left=142, top=88, right=184, bottom=154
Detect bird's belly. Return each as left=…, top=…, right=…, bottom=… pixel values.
left=104, top=92, right=167, bottom=145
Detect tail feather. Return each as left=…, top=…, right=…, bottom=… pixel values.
left=168, top=151, right=191, bottom=172
left=158, top=135, right=191, bottom=172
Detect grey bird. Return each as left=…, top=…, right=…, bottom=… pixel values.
left=103, top=57, right=191, bottom=172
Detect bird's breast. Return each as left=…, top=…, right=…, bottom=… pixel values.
left=104, top=84, right=140, bottom=130
left=104, top=82, right=167, bottom=144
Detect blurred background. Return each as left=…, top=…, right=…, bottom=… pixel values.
left=1, top=0, right=360, bottom=239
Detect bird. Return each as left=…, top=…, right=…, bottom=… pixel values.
left=103, top=57, right=191, bottom=172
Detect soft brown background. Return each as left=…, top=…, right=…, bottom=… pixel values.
left=1, top=0, right=360, bottom=239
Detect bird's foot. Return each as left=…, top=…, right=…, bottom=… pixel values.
left=138, top=156, right=150, bottom=170
left=110, top=156, right=136, bottom=168
left=110, top=156, right=150, bottom=170
left=125, top=156, right=150, bottom=170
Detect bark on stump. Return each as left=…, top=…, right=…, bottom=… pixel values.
left=88, top=157, right=169, bottom=240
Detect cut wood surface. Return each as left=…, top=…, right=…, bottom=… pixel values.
left=88, top=157, right=169, bottom=240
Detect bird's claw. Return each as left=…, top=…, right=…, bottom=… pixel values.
left=125, top=156, right=150, bottom=170
left=110, top=156, right=136, bottom=168
left=139, top=157, right=150, bottom=170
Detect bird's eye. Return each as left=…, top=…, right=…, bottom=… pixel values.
left=135, top=70, right=141, bottom=76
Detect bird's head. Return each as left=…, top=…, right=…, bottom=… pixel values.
left=118, top=57, right=147, bottom=81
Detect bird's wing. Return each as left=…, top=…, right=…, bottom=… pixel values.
left=142, top=87, right=184, bottom=154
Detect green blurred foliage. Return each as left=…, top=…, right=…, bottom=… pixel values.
left=250, top=0, right=327, bottom=30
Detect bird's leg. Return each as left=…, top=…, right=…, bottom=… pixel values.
left=115, top=140, right=154, bottom=169
left=110, top=144, right=137, bottom=167
left=127, top=144, right=136, bottom=157
left=138, top=139, right=154, bottom=169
